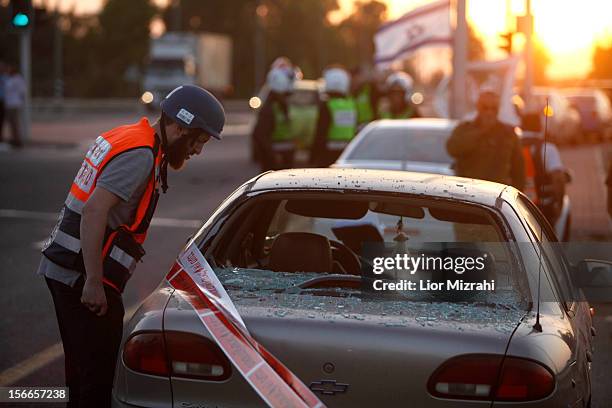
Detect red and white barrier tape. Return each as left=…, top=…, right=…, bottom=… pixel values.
left=166, top=244, right=326, bottom=408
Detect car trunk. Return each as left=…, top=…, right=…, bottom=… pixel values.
left=163, top=288, right=526, bottom=408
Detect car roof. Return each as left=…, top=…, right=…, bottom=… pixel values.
left=248, top=168, right=510, bottom=208
left=366, top=118, right=458, bottom=130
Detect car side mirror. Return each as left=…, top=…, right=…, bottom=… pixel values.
left=574, top=259, right=612, bottom=302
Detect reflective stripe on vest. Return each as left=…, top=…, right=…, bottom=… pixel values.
left=327, top=97, right=357, bottom=142
left=42, top=117, right=162, bottom=293
left=272, top=102, right=293, bottom=143
left=355, top=85, right=374, bottom=125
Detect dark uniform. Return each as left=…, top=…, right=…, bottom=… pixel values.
left=447, top=119, right=526, bottom=191
left=251, top=93, right=294, bottom=171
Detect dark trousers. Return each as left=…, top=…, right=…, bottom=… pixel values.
left=6, top=108, right=22, bottom=147
left=45, top=277, right=124, bottom=408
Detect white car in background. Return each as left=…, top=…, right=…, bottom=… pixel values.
left=333, top=118, right=572, bottom=240
left=334, top=118, right=455, bottom=175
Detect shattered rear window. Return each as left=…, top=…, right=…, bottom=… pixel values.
left=205, top=192, right=529, bottom=321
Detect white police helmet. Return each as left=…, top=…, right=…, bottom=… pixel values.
left=267, top=67, right=294, bottom=94
left=324, top=67, right=350, bottom=95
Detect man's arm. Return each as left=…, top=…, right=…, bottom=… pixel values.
left=446, top=122, right=484, bottom=158
left=80, top=186, right=121, bottom=316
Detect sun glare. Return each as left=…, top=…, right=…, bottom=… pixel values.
left=382, top=0, right=612, bottom=79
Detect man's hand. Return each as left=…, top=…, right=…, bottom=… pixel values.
left=80, top=186, right=120, bottom=317
left=81, top=278, right=108, bottom=316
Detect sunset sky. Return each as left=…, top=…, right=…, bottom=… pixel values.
left=32, top=0, right=612, bottom=80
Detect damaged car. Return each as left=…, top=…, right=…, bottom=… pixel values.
left=113, top=168, right=599, bottom=408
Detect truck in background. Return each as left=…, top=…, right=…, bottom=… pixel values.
left=141, top=32, right=233, bottom=110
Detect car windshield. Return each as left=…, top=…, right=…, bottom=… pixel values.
left=147, top=59, right=185, bottom=76
left=346, top=126, right=453, bottom=164
left=202, top=192, right=528, bottom=317
left=566, top=95, right=596, bottom=109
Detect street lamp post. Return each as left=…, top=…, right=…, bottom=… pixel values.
left=451, top=0, right=468, bottom=119
left=254, top=2, right=268, bottom=92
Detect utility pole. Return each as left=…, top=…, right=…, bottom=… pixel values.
left=522, top=0, right=534, bottom=106
left=451, top=0, right=468, bottom=119
left=254, top=2, right=268, bottom=92
left=53, top=7, right=63, bottom=102
left=20, top=29, right=32, bottom=142
left=10, top=0, right=33, bottom=142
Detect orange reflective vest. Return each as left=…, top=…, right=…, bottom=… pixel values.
left=42, top=118, right=163, bottom=293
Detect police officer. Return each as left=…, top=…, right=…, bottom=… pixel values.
left=37, top=85, right=225, bottom=408
left=310, top=66, right=357, bottom=166
left=380, top=71, right=421, bottom=119
left=252, top=67, right=295, bottom=171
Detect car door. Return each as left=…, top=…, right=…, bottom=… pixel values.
left=514, top=195, right=592, bottom=405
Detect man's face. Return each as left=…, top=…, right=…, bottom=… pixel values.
left=476, top=92, right=500, bottom=126
left=166, top=129, right=211, bottom=170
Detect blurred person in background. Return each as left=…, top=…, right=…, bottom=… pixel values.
left=0, top=62, right=6, bottom=143
left=5, top=64, right=26, bottom=148
left=310, top=65, right=357, bottom=166
left=379, top=71, right=421, bottom=119
left=447, top=89, right=525, bottom=190
left=251, top=67, right=295, bottom=171
left=520, top=111, right=567, bottom=226
left=351, top=65, right=380, bottom=127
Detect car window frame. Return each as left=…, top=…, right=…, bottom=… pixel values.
left=514, top=194, right=577, bottom=315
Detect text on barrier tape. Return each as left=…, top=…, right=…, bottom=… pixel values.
left=166, top=244, right=325, bottom=408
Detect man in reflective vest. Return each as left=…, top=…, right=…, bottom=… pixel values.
left=252, top=67, right=295, bottom=171
left=37, top=85, right=225, bottom=408
left=310, top=66, right=357, bottom=166
left=379, top=71, right=421, bottom=120
left=520, top=112, right=567, bottom=226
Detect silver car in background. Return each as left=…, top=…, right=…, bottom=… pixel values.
left=333, top=118, right=571, bottom=240
left=113, top=169, right=599, bottom=408
left=334, top=118, right=456, bottom=175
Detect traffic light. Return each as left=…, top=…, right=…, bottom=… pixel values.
left=9, top=0, right=33, bottom=29
left=498, top=32, right=514, bottom=55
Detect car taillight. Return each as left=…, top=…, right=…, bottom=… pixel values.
left=123, top=332, right=169, bottom=377
left=123, top=331, right=231, bottom=381
left=165, top=331, right=232, bottom=381
left=427, top=354, right=554, bottom=402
